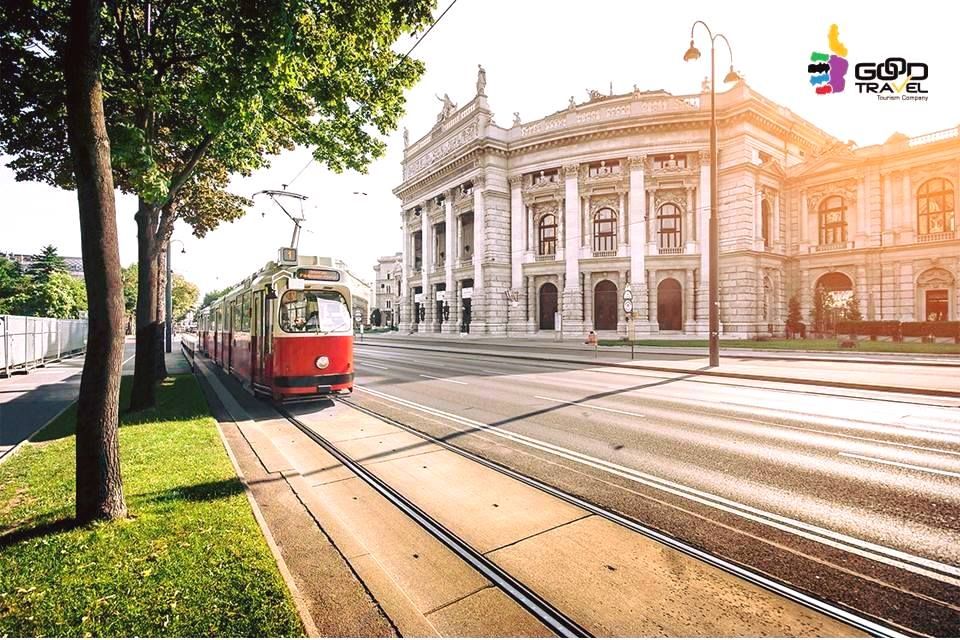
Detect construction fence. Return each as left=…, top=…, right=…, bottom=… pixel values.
left=0, top=315, right=87, bottom=376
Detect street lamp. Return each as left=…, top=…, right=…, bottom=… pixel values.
left=684, top=21, right=739, bottom=367
left=165, top=238, right=186, bottom=353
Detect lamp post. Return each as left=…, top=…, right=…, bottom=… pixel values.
left=165, top=239, right=186, bottom=353
left=684, top=21, right=739, bottom=367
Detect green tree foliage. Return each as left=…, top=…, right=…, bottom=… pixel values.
left=785, top=294, right=803, bottom=336
left=121, top=263, right=139, bottom=316
left=811, top=285, right=828, bottom=334
left=26, top=245, right=69, bottom=281
left=0, top=248, right=86, bottom=318
left=370, top=308, right=382, bottom=327
left=201, top=286, right=233, bottom=309
left=171, top=273, right=199, bottom=321
left=845, top=292, right=863, bottom=322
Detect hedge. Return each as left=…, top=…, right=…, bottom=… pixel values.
left=901, top=321, right=960, bottom=339
left=835, top=320, right=902, bottom=337
left=834, top=320, right=960, bottom=341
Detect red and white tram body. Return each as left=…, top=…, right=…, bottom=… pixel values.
left=197, top=255, right=354, bottom=400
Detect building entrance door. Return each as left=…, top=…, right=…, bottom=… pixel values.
left=539, top=282, right=558, bottom=330
left=594, top=280, right=618, bottom=330
left=657, top=278, right=682, bottom=330
left=926, top=289, right=948, bottom=321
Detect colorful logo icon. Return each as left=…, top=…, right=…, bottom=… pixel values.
left=808, top=24, right=849, bottom=95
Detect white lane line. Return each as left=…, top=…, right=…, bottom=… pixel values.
left=481, top=369, right=510, bottom=375
left=357, top=385, right=960, bottom=587
left=358, top=362, right=389, bottom=370
left=534, top=395, right=646, bottom=419
left=839, top=452, right=960, bottom=479
left=419, top=374, right=468, bottom=385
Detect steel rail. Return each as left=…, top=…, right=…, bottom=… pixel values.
left=274, top=404, right=592, bottom=638
left=338, top=396, right=909, bottom=638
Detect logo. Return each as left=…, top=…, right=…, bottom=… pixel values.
left=808, top=24, right=849, bottom=95
left=855, top=58, right=928, bottom=99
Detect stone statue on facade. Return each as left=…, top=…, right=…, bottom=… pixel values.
left=512, top=112, right=521, bottom=127
left=476, top=64, right=487, bottom=96
left=435, top=93, right=457, bottom=122
left=568, top=96, right=576, bottom=110
left=587, top=88, right=604, bottom=101
left=402, top=127, right=409, bottom=147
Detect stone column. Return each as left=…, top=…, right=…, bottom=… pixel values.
left=882, top=173, right=895, bottom=244
left=617, top=192, right=626, bottom=251
left=696, top=151, right=710, bottom=332
left=421, top=212, right=433, bottom=332
left=900, top=172, right=913, bottom=241
left=562, top=164, right=583, bottom=337
left=684, top=268, right=696, bottom=333
left=800, top=189, right=809, bottom=246
left=685, top=186, right=695, bottom=253
left=583, top=272, right=593, bottom=331
left=443, top=190, right=457, bottom=333
left=753, top=178, right=762, bottom=249
left=646, top=189, right=656, bottom=248
left=627, top=155, right=652, bottom=330
left=648, top=270, right=659, bottom=332
left=526, top=276, right=536, bottom=328
left=527, top=204, right=534, bottom=252
left=616, top=270, right=627, bottom=335
left=856, top=179, right=867, bottom=244
left=472, top=177, right=486, bottom=334
left=508, top=175, right=526, bottom=335
left=773, top=191, right=781, bottom=250
left=399, top=211, right=412, bottom=333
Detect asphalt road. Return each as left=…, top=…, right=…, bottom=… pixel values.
left=350, top=342, right=960, bottom=636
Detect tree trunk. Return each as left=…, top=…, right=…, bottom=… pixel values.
left=129, top=198, right=161, bottom=411
left=65, top=0, right=127, bottom=522
left=155, top=248, right=168, bottom=380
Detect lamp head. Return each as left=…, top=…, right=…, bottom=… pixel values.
left=724, top=66, right=741, bottom=84
left=683, top=40, right=701, bottom=62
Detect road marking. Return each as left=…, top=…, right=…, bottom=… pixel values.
left=357, top=385, right=960, bottom=587
left=839, top=452, right=960, bottom=479
left=534, top=395, right=646, bottom=419
left=481, top=369, right=510, bottom=375
left=359, top=362, right=389, bottom=370
left=419, top=374, right=467, bottom=385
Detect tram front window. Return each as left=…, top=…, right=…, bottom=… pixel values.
left=279, top=290, right=351, bottom=334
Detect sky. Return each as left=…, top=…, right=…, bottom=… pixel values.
left=2, top=0, right=958, bottom=296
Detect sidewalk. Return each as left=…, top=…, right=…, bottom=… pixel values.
left=192, top=354, right=867, bottom=637
left=363, top=331, right=960, bottom=366
left=361, top=335, right=960, bottom=398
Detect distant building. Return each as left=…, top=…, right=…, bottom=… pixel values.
left=3, top=252, right=84, bottom=279
left=313, top=257, right=373, bottom=326
left=372, top=253, right=402, bottom=326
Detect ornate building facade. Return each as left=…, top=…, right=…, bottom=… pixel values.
left=372, top=253, right=402, bottom=326
left=394, top=73, right=960, bottom=338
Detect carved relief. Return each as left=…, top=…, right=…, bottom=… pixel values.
left=917, top=267, right=956, bottom=288
left=654, top=189, right=686, bottom=210
left=807, top=178, right=858, bottom=210
left=404, top=122, right=479, bottom=180
left=589, top=194, right=619, bottom=215
left=532, top=202, right=559, bottom=221
left=563, top=164, right=580, bottom=177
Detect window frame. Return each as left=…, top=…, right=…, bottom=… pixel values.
left=538, top=214, right=558, bottom=255
left=593, top=208, right=617, bottom=252
left=818, top=195, right=847, bottom=245
left=917, top=178, right=955, bottom=235
left=657, top=203, right=683, bottom=249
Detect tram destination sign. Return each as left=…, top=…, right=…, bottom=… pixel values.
left=297, top=268, right=341, bottom=282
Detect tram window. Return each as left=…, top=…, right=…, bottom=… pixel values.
left=241, top=292, right=252, bottom=332
left=279, top=290, right=351, bottom=334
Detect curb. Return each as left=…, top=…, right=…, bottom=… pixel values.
left=360, top=340, right=960, bottom=399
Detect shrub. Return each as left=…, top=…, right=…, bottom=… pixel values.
left=901, top=321, right=960, bottom=339
left=836, top=320, right=901, bottom=338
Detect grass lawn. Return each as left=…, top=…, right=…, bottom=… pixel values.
left=0, top=375, right=302, bottom=637
left=597, top=338, right=960, bottom=354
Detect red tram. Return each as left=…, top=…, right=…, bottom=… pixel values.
left=197, top=252, right=354, bottom=400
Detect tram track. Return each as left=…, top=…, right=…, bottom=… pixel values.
left=273, top=402, right=592, bottom=638
left=333, top=394, right=906, bottom=638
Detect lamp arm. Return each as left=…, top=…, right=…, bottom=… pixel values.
left=690, top=19, right=713, bottom=41
left=714, top=33, right=735, bottom=68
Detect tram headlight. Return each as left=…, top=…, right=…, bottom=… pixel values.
left=315, top=356, right=330, bottom=370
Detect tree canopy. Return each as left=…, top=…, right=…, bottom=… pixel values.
left=120, top=263, right=200, bottom=321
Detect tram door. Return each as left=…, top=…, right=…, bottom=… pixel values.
left=252, top=290, right=265, bottom=385
left=228, top=299, right=237, bottom=371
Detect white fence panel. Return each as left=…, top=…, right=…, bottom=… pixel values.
left=0, top=315, right=88, bottom=376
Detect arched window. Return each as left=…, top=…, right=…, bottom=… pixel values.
left=593, top=208, right=617, bottom=252
left=917, top=178, right=955, bottom=236
left=818, top=196, right=847, bottom=245
left=538, top=214, right=557, bottom=255
left=761, top=199, right=772, bottom=247
left=657, top=203, right=682, bottom=249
